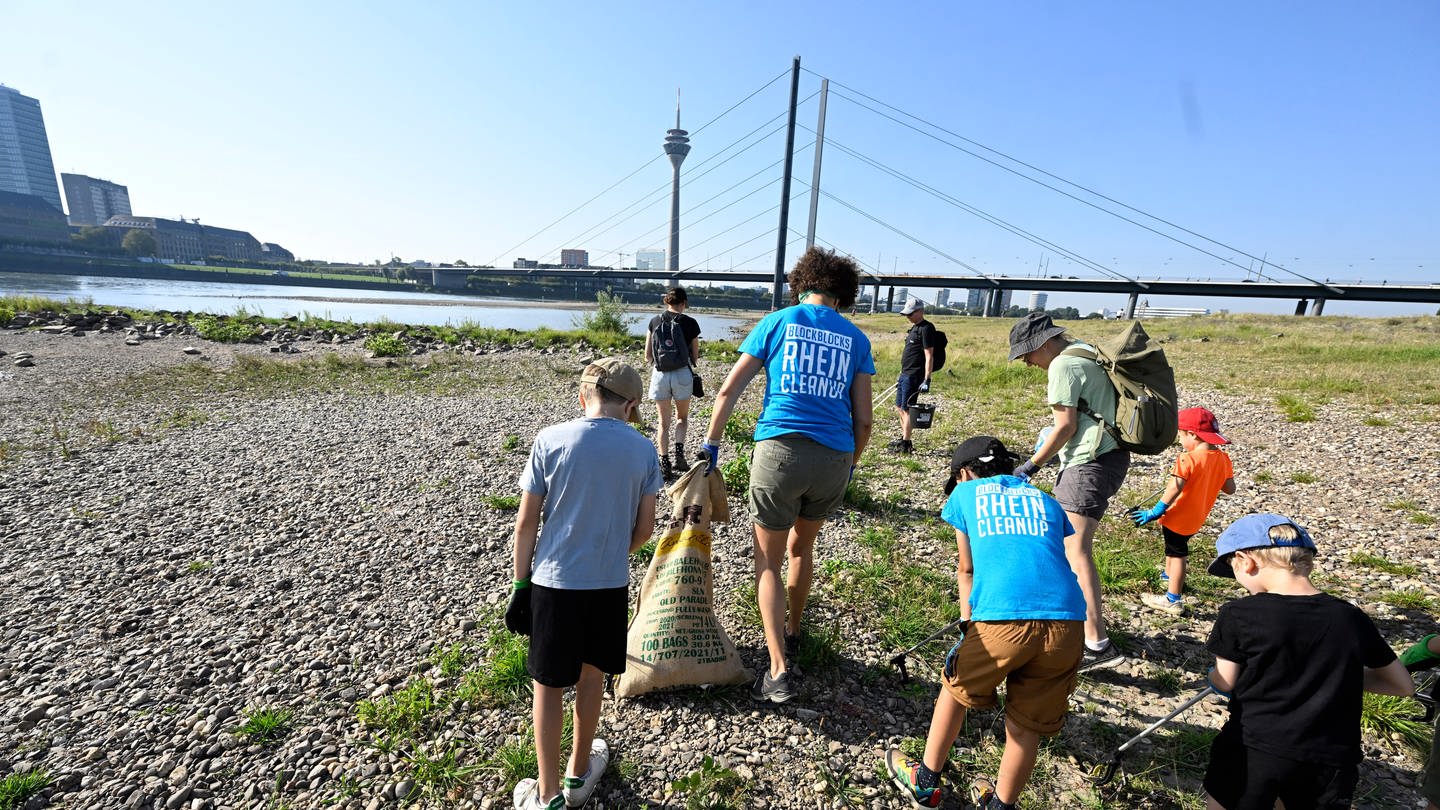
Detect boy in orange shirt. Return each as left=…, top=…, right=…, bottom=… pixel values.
left=1130, top=407, right=1237, bottom=615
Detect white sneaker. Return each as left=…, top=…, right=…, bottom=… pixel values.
left=1141, top=592, right=1186, bottom=616
left=513, top=778, right=564, bottom=810
left=562, top=738, right=610, bottom=807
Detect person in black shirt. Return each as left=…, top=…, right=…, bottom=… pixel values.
left=1202, top=513, right=1412, bottom=810
left=644, top=287, right=702, bottom=478
left=887, top=298, right=936, bottom=454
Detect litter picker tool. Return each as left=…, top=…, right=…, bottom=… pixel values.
left=1089, top=685, right=1216, bottom=786
left=889, top=618, right=968, bottom=683
left=872, top=381, right=898, bottom=407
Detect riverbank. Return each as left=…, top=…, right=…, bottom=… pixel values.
left=2, top=316, right=1437, bottom=808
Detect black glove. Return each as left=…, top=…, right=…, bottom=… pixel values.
left=505, top=583, right=532, bottom=635
left=1014, top=460, right=1040, bottom=480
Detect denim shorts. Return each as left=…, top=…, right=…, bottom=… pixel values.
left=1053, top=449, right=1130, bottom=520
left=895, top=372, right=924, bottom=409
left=649, top=367, right=693, bottom=401
left=747, top=434, right=851, bottom=529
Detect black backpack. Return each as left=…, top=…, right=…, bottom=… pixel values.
left=930, top=328, right=948, bottom=373
left=651, top=313, right=690, bottom=372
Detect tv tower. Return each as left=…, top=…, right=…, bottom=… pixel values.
left=663, top=92, right=690, bottom=273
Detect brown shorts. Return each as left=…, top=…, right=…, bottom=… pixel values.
left=942, top=619, right=1083, bottom=735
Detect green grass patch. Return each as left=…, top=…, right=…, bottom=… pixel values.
left=1350, top=552, right=1419, bottom=576
left=186, top=560, right=213, bottom=574
left=406, top=741, right=482, bottom=799
left=1275, top=394, right=1316, bottom=423
left=363, top=333, right=408, bottom=357
left=1362, top=416, right=1392, bottom=427
left=194, top=314, right=261, bottom=343
left=481, top=494, right=521, bottom=510
left=455, top=630, right=531, bottom=708
left=1288, top=471, right=1318, bottom=484
left=1360, top=693, right=1431, bottom=754
left=236, top=707, right=294, bottom=744
left=356, top=680, right=435, bottom=738
left=1254, top=471, right=1275, bottom=483
left=1377, top=588, right=1434, bottom=611
left=0, top=770, right=50, bottom=809
left=500, top=433, right=522, bottom=452
left=429, top=642, right=473, bottom=679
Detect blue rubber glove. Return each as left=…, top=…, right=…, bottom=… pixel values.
left=1208, top=666, right=1233, bottom=699
left=1014, top=460, right=1040, bottom=481
left=701, top=442, right=720, bottom=475
left=918, top=378, right=930, bottom=393
left=1131, top=501, right=1168, bottom=526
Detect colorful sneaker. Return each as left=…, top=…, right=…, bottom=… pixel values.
left=513, top=778, right=565, bottom=810
left=968, top=776, right=996, bottom=808
left=1142, top=592, right=1186, bottom=616
left=884, top=748, right=942, bottom=808
left=562, top=738, right=609, bottom=807
left=751, top=669, right=795, bottom=703
left=1080, top=641, right=1125, bottom=672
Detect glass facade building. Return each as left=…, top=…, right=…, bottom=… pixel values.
left=0, top=86, right=63, bottom=213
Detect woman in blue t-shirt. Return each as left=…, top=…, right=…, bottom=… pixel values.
left=700, top=247, right=875, bottom=704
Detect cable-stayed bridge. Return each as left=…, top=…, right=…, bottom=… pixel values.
left=468, top=59, right=1437, bottom=317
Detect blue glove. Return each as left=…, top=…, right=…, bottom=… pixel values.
left=701, top=442, right=720, bottom=475
left=849, top=465, right=856, bottom=482
left=1208, top=666, right=1233, bottom=699
left=1130, top=501, right=1168, bottom=526
left=918, top=378, right=930, bottom=393
left=1014, top=460, right=1040, bottom=481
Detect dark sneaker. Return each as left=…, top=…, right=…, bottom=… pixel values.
left=1080, top=641, right=1124, bottom=672
left=886, top=438, right=914, bottom=454
left=883, top=748, right=942, bottom=808
left=659, top=454, right=674, bottom=480
left=672, top=444, right=687, bottom=474
left=751, top=669, right=795, bottom=703
left=784, top=630, right=802, bottom=660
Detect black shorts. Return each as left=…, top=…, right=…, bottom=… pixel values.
left=1203, top=726, right=1357, bottom=810
left=526, top=584, right=628, bottom=688
left=1162, top=526, right=1193, bottom=559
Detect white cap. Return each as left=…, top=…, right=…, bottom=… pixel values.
left=900, top=298, right=924, bottom=315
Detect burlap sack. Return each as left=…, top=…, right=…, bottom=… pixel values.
left=615, top=460, right=749, bottom=697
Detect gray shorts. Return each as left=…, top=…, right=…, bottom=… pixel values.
left=648, top=367, right=693, bottom=401
left=747, top=434, right=851, bottom=529
left=1053, top=449, right=1131, bottom=520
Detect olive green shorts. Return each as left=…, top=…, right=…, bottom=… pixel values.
left=747, top=434, right=851, bottom=530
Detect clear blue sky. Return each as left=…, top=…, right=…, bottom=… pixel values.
left=6, top=0, right=1437, bottom=314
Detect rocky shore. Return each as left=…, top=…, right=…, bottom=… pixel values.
left=2, top=323, right=1437, bottom=809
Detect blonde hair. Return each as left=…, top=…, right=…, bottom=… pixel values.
left=1240, top=523, right=1315, bottom=576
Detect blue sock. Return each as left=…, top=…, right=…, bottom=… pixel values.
left=1166, top=592, right=1182, bottom=603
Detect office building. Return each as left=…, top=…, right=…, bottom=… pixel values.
left=62, top=173, right=132, bottom=226
left=935, top=289, right=950, bottom=308
left=0, top=189, right=69, bottom=243
left=0, top=86, right=63, bottom=212
left=636, top=249, right=666, bottom=270
left=103, top=215, right=262, bottom=263
left=560, top=249, right=588, bottom=267
left=1028, top=292, right=1048, bottom=312
left=513, top=258, right=539, bottom=269
left=966, top=288, right=985, bottom=313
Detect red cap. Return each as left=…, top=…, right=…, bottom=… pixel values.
left=1178, top=407, right=1228, bottom=445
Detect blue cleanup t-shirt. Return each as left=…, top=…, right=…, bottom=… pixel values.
left=519, top=416, right=664, bottom=589
left=940, top=475, right=1085, bottom=622
left=737, top=303, right=876, bottom=452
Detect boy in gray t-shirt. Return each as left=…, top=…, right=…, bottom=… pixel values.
left=508, top=358, right=662, bottom=810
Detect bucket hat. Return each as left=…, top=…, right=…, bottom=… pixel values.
left=1008, top=312, right=1066, bottom=360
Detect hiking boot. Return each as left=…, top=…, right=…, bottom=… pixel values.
left=1142, top=592, right=1186, bottom=616
left=562, top=738, right=609, bottom=807
left=513, top=778, right=565, bottom=810
left=659, top=453, right=674, bottom=480
left=886, top=438, right=914, bottom=454
left=672, top=443, right=687, bottom=474
left=883, top=748, right=942, bottom=808
left=751, top=669, right=795, bottom=703
left=1080, top=641, right=1125, bottom=672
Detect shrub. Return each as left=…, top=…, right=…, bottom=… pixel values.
left=572, top=290, right=635, bottom=335
left=364, top=334, right=409, bottom=357
left=194, top=315, right=259, bottom=343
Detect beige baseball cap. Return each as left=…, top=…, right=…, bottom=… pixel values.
left=580, top=357, right=643, bottom=422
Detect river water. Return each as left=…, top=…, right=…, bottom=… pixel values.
left=0, top=271, right=749, bottom=337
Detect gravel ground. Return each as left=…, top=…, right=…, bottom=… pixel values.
left=2, top=325, right=1438, bottom=809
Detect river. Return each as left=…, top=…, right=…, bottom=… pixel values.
left=0, top=271, right=750, bottom=337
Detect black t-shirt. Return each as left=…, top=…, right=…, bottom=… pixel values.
left=647, top=312, right=701, bottom=364
left=900, top=319, right=937, bottom=376
left=1207, top=592, right=1396, bottom=765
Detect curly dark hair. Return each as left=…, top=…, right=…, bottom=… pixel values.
left=787, top=247, right=861, bottom=309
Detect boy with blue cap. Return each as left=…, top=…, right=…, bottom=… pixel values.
left=1201, top=513, right=1412, bottom=810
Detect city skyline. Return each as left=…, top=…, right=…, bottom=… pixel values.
left=3, top=2, right=1437, bottom=316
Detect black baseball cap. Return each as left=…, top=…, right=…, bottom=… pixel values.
left=943, top=436, right=1021, bottom=494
